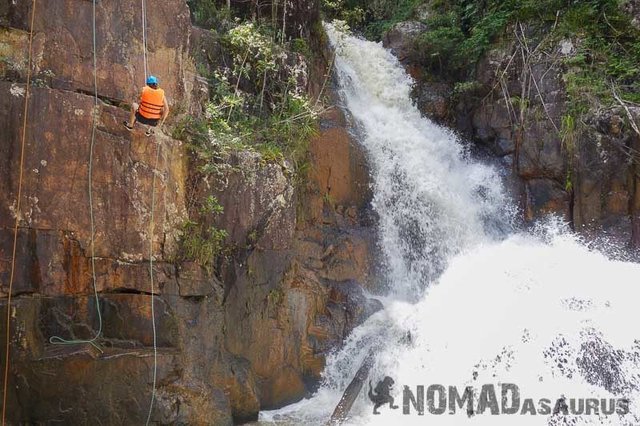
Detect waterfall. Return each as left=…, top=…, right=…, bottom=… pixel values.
left=260, top=23, right=640, bottom=425
left=323, top=22, right=515, bottom=299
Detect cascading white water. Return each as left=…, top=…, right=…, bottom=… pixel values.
left=260, top=23, right=640, bottom=425
left=320, top=23, right=515, bottom=300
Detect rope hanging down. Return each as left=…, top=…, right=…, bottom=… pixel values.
left=141, top=0, right=148, bottom=79
left=2, top=0, right=156, bottom=423
left=2, top=1, right=37, bottom=424
left=48, top=0, right=104, bottom=352
left=145, top=143, right=160, bottom=426
left=141, top=0, right=158, bottom=423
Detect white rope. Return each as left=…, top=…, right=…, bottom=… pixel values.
left=141, top=1, right=157, bottom=424
left=49, top=0, right=103, bottom=354
left=144, top=142, right=159, bottom=426
left=141, top=0, right=148, bottom=79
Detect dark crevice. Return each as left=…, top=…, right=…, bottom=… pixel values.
left=101, top=288, right=156, bottom=296
left=75, top=88, right=129, bottom=109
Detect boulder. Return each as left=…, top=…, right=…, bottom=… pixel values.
left=382, top=21, right=427, bottom=63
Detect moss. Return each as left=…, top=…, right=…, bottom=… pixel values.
left=267, top=288, right=284, bottom=306
left=176, top=196, right=228, bottom=270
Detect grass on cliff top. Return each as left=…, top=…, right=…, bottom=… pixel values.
left=324, top=0, right=640, bottom=110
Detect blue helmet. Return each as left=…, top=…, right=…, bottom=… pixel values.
left=146, top=75, right=158, bottom=85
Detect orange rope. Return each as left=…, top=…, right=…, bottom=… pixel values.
left=2, top=0, right=37, bottom=424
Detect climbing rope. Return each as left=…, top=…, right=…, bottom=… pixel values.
left=141, top=0, right=148, bottom=79
left=2, top=0, right=158, bottom=423
left=145, top=142, right=160, bottom=426
left=140, top=0, right=158, bottom=423
left=48, top=0, right=103, bottom=353
left=1, top=1, right=37, bottom=424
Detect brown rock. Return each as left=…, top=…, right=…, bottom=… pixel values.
left=524, top=179, right=570, bottom=221
left=0, top=83, right=188, bottom=264
left=0, top=0, right=199, bottom=112
left=572, top=109, right=638, bottom=241
left=261, top=366, right=307, bottom=409
left=308, top=107, right=371, bottom=221
left=0, top=0, right=379, bottom=420
left=382, top=21, right=427, bottom=63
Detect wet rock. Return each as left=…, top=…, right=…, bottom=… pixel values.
left=573, top=108, right=639, bottom=242
left=414, top=81, right=452, bottom=123
left=471, top=98, right=514, bottom=156
left=525, top=179, right=571, bottom=221
left=382, top=21, right=427, bottom=63
left=518, top=119, right=566, bottom=180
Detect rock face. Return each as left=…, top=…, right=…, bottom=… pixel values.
left=463, top=40, right=640, bottom=246
left=467, top=40, right=574, bottom=221
left=196, top=102, right=380, bottom=411
left=387, top=19, right=640, bottom=249
left=0, top=0, right=199, bottom=113
left=574, top=108, right=640, bottom=246
left=0, top=0, right=378, bottom=423
left=382, top=21, right=427, bottom=63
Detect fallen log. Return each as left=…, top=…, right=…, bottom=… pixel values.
left=328, top=351, right=375, bottom=425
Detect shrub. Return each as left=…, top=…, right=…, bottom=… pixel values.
left=178, top=196, right=228, bottom=269
left=186, top=22, right=318, bottom=175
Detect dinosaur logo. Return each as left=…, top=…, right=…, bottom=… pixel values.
left=368, top=376, right=399, bottom=415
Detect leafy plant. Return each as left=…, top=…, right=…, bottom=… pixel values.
left=192, top=21, right=319, bottom=174
left=177, top=196, right=228, bottom=269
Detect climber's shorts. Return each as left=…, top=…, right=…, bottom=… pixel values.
left=135, top=110, right=160, bottom=127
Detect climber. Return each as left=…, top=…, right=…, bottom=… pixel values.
left=123, top=75, right=169, bottom=136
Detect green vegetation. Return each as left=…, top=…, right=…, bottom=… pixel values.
left=267, top=288, right=284, bottom=306
left=323, top=0, right=640, bottom=109
left=174, top=3, right=323, bottom=269
left=176, top=19, right=318, bottom=177
left=322, top=0, right=422, bottom=39
left=186, top=0, right=231, bottom=29
left=177, top=195, right=228, bottom=270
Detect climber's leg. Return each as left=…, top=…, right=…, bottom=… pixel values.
left=123, top=102, right=139, bottom=130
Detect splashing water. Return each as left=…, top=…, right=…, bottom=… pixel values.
left=322, top=23, right=514, bottom=299
left=260, top=23, right=640, bottom=425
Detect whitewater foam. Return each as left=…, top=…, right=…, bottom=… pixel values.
left=259, top=23, right=640, bottom=426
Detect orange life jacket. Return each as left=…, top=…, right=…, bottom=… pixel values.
left=139, top=86, right=165, bottom=119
